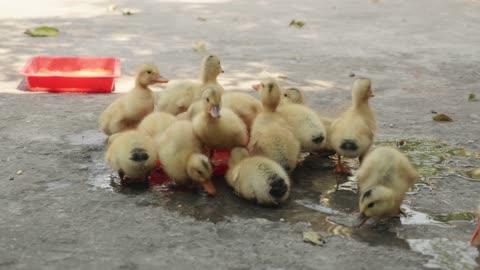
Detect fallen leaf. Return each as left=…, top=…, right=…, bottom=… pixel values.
left=432, top=113, right=453, bottom=122
left=289, top=20, right=305, bottom=28
left=24, top=26, right=59, bottom=37
left=303, top=231, right=325, bottom=246
left=468, top=93, right=478, bottom=102
left=197, top=17, right=207, bottom=21
left=193, top=41, right=206, bottom=52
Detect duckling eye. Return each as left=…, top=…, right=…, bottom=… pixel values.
left=196, top=169, right=203, bottom=176
left=367, top=202, right=375, bottom=208
left=284, top=94, right=288, bottom=97
left=206, top=98, right=210, bottom=102
left=147, top=70, right=152, bottom=74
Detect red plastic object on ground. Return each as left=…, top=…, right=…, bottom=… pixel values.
left=20, top=56, right=121, bottom=93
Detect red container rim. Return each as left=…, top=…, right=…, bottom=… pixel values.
left=20, top=56, right=122, bottom=78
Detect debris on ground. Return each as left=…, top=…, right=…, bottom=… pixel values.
left=303, top=230, right=325, bottom=246
left=432, top=113, right=453, bottom=122
left=468, top=93, right=478, bottom=102
left=193, top=41, right=206, bottom=52
left=16, top=170, right=23, bottom=175
left=9, top=177, right=14, bottom=181
left=289, top=20, right=305, bottom=28
left=349, top=73, right=356, bottom=77
left=197, top=17, right=207, bottom=21
left=465, top=168, right=480, bottom=179
left=24, top=26, right=59, bottom=37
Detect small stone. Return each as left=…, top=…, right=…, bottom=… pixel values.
left=9, top=177, right=14, bottom=181
left=177, top=204, right=183, bottom=208
left=431, top=110, right=437, bottom=114
left=349, top=73, right=355, bottom=77
left=16, top=170, right=23, bottom=175
left=280, top=218, right=285, bottom=222
left=389, top=124, right=394, bottom=128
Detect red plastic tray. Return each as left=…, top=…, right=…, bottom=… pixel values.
left=20, top=56, right=121, bottom=93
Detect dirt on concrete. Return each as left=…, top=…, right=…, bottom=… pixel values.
left=1, top=0, right=480, bottom=269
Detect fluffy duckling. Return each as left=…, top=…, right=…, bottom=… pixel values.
left=354, top=146, right=417, bottom=227
left=99, top=64, right=168, bottom=136
left=222, top=92, right=262, bottom=129
left=276, top=103, right=327, bottom=152
left=105, top=130, right=157, bottom=182
left=471, top=205, right=480, bottom=246
left=281, top=87, right=304, bottom=105
left=192, top=85, right=248, bottom=151
left=175, top=100, right=203, bottom=121
left=137, top=112, right=176, bottom=137
left=226, top=147, right=291, bottom=205
left=249, top=79, right=301, bottom=172
left=156, top=120, right=215, bottom=195
left=329, top=78, right=376, bottom=174
left=157, top=55, right=224, bottom=115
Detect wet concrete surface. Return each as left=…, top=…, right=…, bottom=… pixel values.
left=1, top=0, right=480, bottom=269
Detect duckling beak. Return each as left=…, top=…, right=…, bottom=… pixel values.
left=353, top=212, right=369, bottom=228
left=471, top=217, right=480, bottom=246
left=209, top=105, right=220, bottom=118
left=252, top=84, right=260, bottom=91
left=154, top=76, right=169, bottom=84
left=202, top=179, right=216, bottom=195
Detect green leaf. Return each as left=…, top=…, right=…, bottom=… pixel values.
left=24, top=26, right=59, bottom=37
left=468, top=93, right=478, bottom=102
left=303, top=231, right=325, bottom=246
left=289, top=20, right=305, bottom=28
left=432, top=113, right=453, bottom=122
left=193, top=41, right=206, bottom=52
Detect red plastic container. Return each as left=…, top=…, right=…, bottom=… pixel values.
left=20, top=56, right=121, bottom=93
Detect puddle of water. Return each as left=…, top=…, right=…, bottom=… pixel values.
left=401, top=205, right=451, bottom=227
left=65, top=129, right=106, bottom=146
left=408, top=238, right=480, bottom=270
left=377, top=139, right=480, bottom=183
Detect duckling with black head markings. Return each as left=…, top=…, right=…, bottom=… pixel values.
left=354, top=146, right=417, bottom=227
left=192, top=85, right=248, bottom=151
left=105, top=130, right=157, bottom=183
left=329, top=77, right=376, bottom=174
left=226, top=147, right=290, bottom=205
left=156, top=120, right=216, bottom=195
left=157, top=55, right=224, bottom=115
left=137, top=112, right=176, bottom=138
left=281, top=87, right=304, bottom=105
left=99, top=64, right=168, bottom=135
left=249, top=79, right=301, bottom=173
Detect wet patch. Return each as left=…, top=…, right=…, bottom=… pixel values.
left=408, top=238, right=480, bottom=270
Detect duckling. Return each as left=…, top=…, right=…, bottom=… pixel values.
left=354, top=146, right=417, bottom=227
left=249, top=79, right=301, bottom=172
left=329, top=77, right=376, bottom=174
left=471, top=205, right=480, bottom=246
left=281, top=87, right=304, bottom=105
left=156, top=120, right=215, bottom=195
left=105, top=130, right=157, bottom=182
left=176, top=100, right=203, bottom=121
left=192, top=85, right=248, bottom=151
left=222, top=92, right=262, bottom=129
left=276, top=103, right=327, bottom=152
left=226, top=147, right=291, bottom=205
left=157, top=55, right=224, bottom=115
left=99, top=64, right=168, bottom=136
left=137, top=112, right=176, bottom=137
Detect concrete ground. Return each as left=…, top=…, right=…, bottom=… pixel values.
left=1, top=0, right=480, bottom=269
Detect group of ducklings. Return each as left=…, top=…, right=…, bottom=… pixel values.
left=98, top=54, right=478, bottom=235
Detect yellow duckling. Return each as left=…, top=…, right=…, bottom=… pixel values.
left=192, top=85, right=248, bottom=152
left=354, top=146, right=417, bottom=227
left=99, top=64, right=168, bottom=136
left=226, top=147, right=291, bottom=205
left=157, top=55, right=224, bottom=115
left=249, top=79, right=300, bottom=172
left=471, top=205, right=480, bottom=246
left=105, top=130, right=157, bottom=182
left=137, top=112, right=176, bottom=137
left=222, top=92, right=262, bottom=129
left=175, top=100, right=203, bottom=121
left=281, top=87, right=304, bottom=105
left=329, top=77, right=376, bottom=174
left=156, top=120, right=216, bottom=195
left=276, top=102, right=327, bottom=152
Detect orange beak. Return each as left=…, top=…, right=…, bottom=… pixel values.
left=202, top=179, right=216, bottom=195
left=154, top=76, right=169, bottom=84
left=471, top=217, right=480, bottom=246
left=252, top=84, right=260, bottom=91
